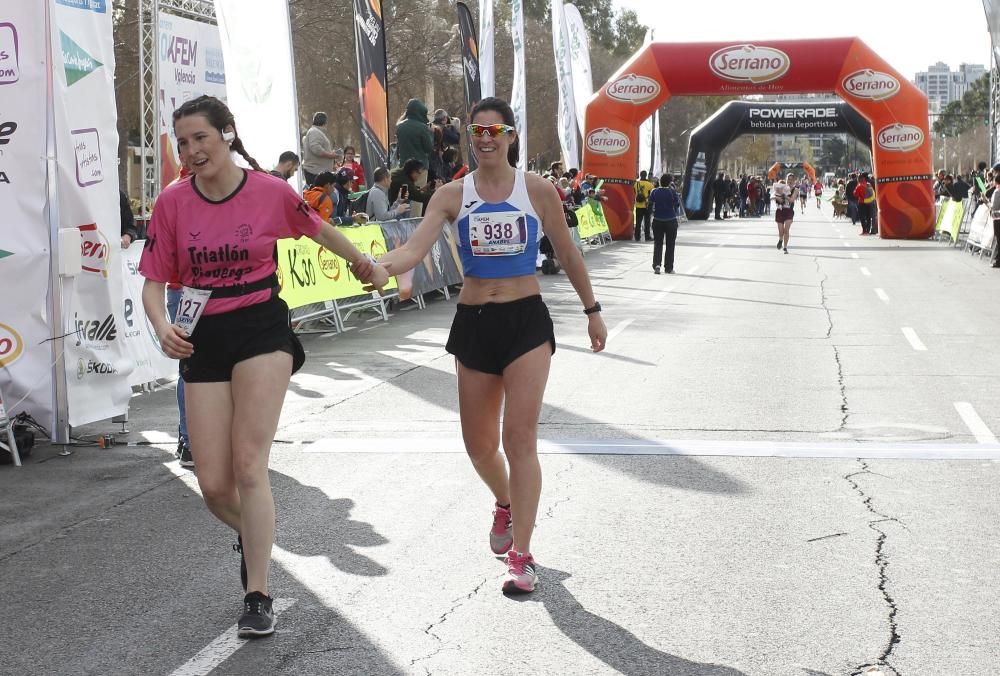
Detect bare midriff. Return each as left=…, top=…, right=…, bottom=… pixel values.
left=458, top=274, right=541, bottom=304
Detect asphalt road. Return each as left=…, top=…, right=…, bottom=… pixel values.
left=3, top=202, right=1000, bottom=676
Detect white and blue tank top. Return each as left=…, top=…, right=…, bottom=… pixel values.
left=456, top=170, right=542, bottom=278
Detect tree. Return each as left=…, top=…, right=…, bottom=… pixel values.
left=818, top=137, right=847, bottom=172
left=933, top=75, right=989, bottom=137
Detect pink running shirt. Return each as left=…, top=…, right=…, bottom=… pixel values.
left=139, top=170, right=324, bottom=315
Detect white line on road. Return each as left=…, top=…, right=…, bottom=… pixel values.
left=843, top=242, right=852, bottom=247
left=901, top=327, right=927, bottom=351
left=850, top=253, right=859, bottom=259
left=605, top=318, right=634, bottom=344
left=954, top=402, right=999, bottom=444
left=304, top=437, right=1000, bottom=460
left=703, top=252, right=714, bottom=259
left=651, top=289, right=671, bottom=302
left=860, top=266, right=871, bottom=276
left=170, top=599, right=298, bottom=676
left=686, top=265, right=699, bottom=274
left=874, top=288, right=890, bottom=303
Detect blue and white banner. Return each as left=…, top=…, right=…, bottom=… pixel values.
left=563, top=3, right=592, bottom=139
left=52, top=0, right=133, bottom=425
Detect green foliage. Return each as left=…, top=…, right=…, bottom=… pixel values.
left=524, top=0, right=647, bottom=56
left=932, top=75, right=990, bottom=137
left=818, top=137, right=847, bottom=172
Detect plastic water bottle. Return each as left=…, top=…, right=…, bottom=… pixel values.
left=685, top=152, right=707, bottom=213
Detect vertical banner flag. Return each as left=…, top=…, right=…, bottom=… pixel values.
left=214, top=0, right=299, bottom=190
left=510, top=0, right=527, bottom=169
left=52, top=0, right=134, bottom=426
left=156, top=11, right=227, bottom=188
left=652, top=112, right=662, bottom=178
left=638, top=29, right=654, bottom=174
left=478, top=0, right=494, bottom=99
left=352, top=0, right=389, bottom=185
left=563, top=4, right=593, bottom=138
left=0, top=1, right=56, bottom=429
left=550, top=0, right=578, bottom=169
left=457, top=2, right=481, bottom=170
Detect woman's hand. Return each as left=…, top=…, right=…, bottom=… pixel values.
left=588, top=313, right=607, bottom=353
left=157, top=323, right=194, bottom=359
left=362, top=264, right=391, bottom=294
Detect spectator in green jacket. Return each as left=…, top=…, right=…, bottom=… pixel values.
left=395, top=99, right=433, bottom=217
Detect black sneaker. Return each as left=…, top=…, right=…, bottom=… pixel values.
left=776, top=239, right=782, bottom=249
left=234, top=536, right=247, bottom=590
left=783, top=247, right=788, bottom=254
left=178, top=443, right=194, bottom=469
left=653, top=265, right=661, bottom=274
left=237, top=591, right=275, bottom=638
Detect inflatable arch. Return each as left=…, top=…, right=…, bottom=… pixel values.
left=681, top=100, right=872, bottom=220
left=582, top=39, right=933, bottom=239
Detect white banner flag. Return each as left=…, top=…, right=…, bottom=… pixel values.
left=157, top=11, right=227, bottom=187
left=478, top=0, right=494, bottom=99
left=563, top=4, right=592, bottom=139
left=52, top=0, right=133, bottom=426
left=550, top=0, right=578, bottom=169
left=652, top=111, right=662, bottom=178
left=119, top=243, right=176, bottom=386
left=0, top=1, right=56, bottom=430
left=638, top=29, right=654, bottom=175
left=214, top=0, right=297, bottom=189
left=510, top=0, right=527, bottom=170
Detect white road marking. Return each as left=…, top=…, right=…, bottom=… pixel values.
left=686, top=265, right=699, bottom=274
left=651, top=290, right=670, bottom=302
left=843, top=242, right=852, bottom=247
left=303, top=437, right=1000, bottom=460
left=954, top=402, right=999, bottom=444
left=874, top=288, right=890, bottom=303
left=850, top=253, right=859, bottom=259
left=901, top=327, right=927, bottom=351
left=606, top=318, right=634, bottom=344
left=703, top=252, right=714, bottom=259
left=860, top=267, right=871, bottom=276
left=169, top=599, right=298, bottom=676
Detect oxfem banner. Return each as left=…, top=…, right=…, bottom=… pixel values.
left=351, top=0, right=389, bottom=185
left=0, top=2, right=55, bottom=430
left=214, top=0, right=297, bottom=189
left=477, top=0, right=494, bottom=99
left=456, top=2, right=481, bottom=170
left=509, top=0, right=527, bottom=169
left=550, top=0, right=578, bottom=169
left=563, top=3, right=592, bottom=138
left=52, top=0, right=133, bottom=426
left=157, top=10, right=226, bottom=187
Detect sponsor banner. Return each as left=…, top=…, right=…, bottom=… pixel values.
left=119, top=243, right=176, bottom=386
left=277, top=224, right=397, bottom=310
left=351, top=0, right=389, bottom=186
left=214, top=0, right=296, bottom=190
left=457, top=2, right=481, bottom=171
left=709, top=44, right=790, bottom=84
left=876, top=123, right=924, bottom=152
left=53, top=0, right=133, bottom=425
left=575, top=201, right=610, bottom=239
left=0, top=4, right=55, bottom=428
left=509, top=0, right=527, bottom=170
left=157, top=10, right=227, bottom=188
left=563, top=3, right=593, bottom=136
left=841, top=68, right=900, bottom=102
left=378, top=218, right=463, bottom=300
left=478, top=0, right=494, bottom=99
left=586, top=127, right=630, bottom=157
left=637, top=30, right=654, bottom=173
left=550, top=0, right=578, bottom=169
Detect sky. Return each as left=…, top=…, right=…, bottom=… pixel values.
left=610, top=0, right=993, bottom=81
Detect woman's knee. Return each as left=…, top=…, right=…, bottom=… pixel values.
left=502, top=427, right=539, bottom=461
left=231, top=449, right=270, bottom=490
left=199, top=474, right=236, bottom=507
left=464, top=434, right=500, bottom=465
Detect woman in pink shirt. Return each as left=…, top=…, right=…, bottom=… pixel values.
left=140, top=96, right=388, bottom=638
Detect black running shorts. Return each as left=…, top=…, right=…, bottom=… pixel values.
left=775, top=206, right=794, bottom=223
left=446, top=295, right=556, bottom=376
left=180, top=296, right=305, bottom=383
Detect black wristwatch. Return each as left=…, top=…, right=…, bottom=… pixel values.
left=583, top=302, right=602, bottom=315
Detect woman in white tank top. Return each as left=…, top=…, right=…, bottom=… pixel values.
left=377, top=98, right=607, bottom=594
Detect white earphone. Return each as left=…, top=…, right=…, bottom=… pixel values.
left=222, top=130, right=235, bottom=142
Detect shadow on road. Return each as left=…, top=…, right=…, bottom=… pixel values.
left=516, top=566, right=748, bottom=676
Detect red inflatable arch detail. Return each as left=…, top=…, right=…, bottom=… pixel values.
left=583, top=39, right=933, bottom=240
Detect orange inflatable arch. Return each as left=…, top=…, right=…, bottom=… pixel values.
left=583, top=39, right=933, bottom=240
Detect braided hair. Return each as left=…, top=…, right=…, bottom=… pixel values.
left=172, top=95, right=263, bottom=172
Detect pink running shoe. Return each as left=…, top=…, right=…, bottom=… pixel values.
left=490, top=503, right=513, bottom=554
left=502, top=550, right=537, bottom=594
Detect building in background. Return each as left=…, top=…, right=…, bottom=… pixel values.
left=915, top=62, right=988, bottom=114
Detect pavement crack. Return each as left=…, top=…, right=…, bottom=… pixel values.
left=845, top=460, right=903, bottom=676
left=806, top=532, right=848, bottom=543
left=410, top=577, right=488, bottom=669
left=815, top=258, right=850, bottom=430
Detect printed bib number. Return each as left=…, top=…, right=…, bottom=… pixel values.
left=469, top=211, right=528, bottom=256
left=175, top=287, right=213, bottom=335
